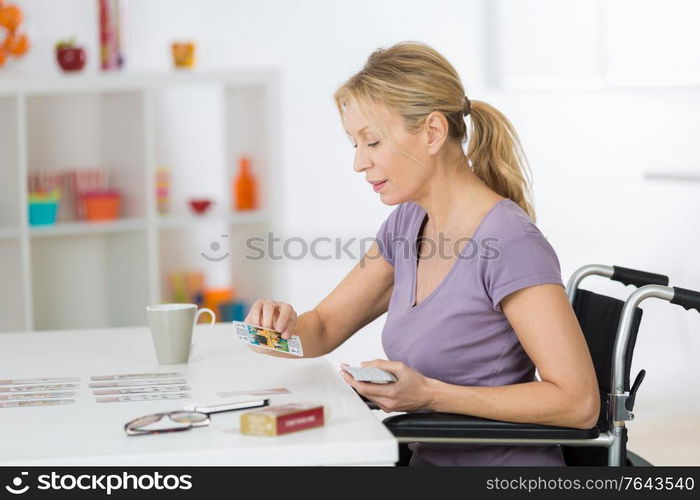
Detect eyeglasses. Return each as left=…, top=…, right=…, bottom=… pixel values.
left=124, top=398, right=270, bottom=436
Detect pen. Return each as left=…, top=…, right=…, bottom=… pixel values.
left=183, top=398, right=271, bottom=414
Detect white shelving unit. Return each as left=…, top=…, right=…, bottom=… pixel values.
left=0, top=70, right=282, bottom=333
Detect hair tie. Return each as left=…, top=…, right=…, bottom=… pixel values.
left=463, top=96, right=471, bottom=117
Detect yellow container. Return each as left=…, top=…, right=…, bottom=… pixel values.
left=171, top=41, right=195, bottom=68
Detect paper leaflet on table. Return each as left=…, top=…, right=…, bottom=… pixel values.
left=0, top=377, right=80, bottom=386
left=0, top=383, right=80, bottom=393
left=96, top=393, right=190, bottom=403
left=0, top=391, right=78, bottom=401
left=93, top=385, right=190, bottom=395
left=0, top=399, right=76, bottom=408
left=89, top=378, right=187, bottom=388
left=90, top=372, right=182, bottom=381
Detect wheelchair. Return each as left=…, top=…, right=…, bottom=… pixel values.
left=366, top=264, right=700, bottom=466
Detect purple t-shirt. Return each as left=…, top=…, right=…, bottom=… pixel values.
left=375, top=199, right=566, bottom=466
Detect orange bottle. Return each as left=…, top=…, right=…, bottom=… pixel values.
left=234, top=156, right=257, bottom=211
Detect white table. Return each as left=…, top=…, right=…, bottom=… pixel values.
left=0, top=324, right=398, bottom=465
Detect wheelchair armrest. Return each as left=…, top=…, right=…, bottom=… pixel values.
left=383, top=412, right=600, bottom=440
left=356, top=390, right=381, bottom=410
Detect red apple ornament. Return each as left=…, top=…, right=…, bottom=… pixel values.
left=55, top=37, right=86, bottom=72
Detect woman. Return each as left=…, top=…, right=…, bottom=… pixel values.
left=244, top=41, right=599, bottom=466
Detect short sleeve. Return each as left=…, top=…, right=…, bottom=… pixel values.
left=483, top=228, right=564, bottom=312
left=374, top=204, right=403, bottom=267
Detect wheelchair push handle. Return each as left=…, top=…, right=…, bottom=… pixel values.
left=671, top=287, right=700, bottom=313
left=611, top=266, right=669, bottom=288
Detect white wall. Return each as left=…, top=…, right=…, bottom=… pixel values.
left=9, top=0, right=700, bottom=417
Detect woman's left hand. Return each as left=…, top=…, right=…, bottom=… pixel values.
left=340, top=360, right=435, bottom=412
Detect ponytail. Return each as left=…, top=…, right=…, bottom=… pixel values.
left=466, top=100, right=536, bottom=222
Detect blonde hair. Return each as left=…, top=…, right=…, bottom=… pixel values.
left=333, top=41, right=536, bottom=222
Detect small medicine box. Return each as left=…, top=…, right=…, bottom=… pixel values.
left=240, top=403, right=325, bottom=436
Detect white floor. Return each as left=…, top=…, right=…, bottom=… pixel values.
left=628, top=416, right=700, bottom=466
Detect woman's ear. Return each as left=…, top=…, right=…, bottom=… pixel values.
left=423, top=111, right=449, bottom=155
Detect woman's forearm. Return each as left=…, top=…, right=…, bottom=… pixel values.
left=293, top=308, right=332, bottom=358
left=426, top=378, right=598, bottom=430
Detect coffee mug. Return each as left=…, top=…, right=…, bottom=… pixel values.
left=146, top=304, right=216, bottom=364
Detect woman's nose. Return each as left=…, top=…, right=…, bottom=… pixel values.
left=353, top=150, right=370, bottom=173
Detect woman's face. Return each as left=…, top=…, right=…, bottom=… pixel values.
left=344, top=100, right=430, bottom=205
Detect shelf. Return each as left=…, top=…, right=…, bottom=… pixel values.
left=25, top=212, right=267, bottom=237
left=225, top=210, right=269, bottom=224
left=0, top=69, right=276, bottom=96
left=0, top=226, right=20, bottom=240
left=156, top=211, right=268, bottom=229
left=29, top=218, right=148, bottom=238
left=643, top=172, right=700, bottom=184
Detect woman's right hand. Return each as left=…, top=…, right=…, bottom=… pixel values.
left=244, top=299, right=298, bottom=340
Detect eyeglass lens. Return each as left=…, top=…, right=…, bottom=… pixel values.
left=168, top=411, right=208, bottom=424
left=128, top=414, right=164, bottom=429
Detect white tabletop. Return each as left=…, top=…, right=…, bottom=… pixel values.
left=0, top=324, right=398, bottom=465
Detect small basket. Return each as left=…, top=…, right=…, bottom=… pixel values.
left=82, top=190, right=121, bottom=221
left=28, top=190, right=61, bottom=226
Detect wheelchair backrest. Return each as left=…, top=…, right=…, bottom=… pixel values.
left=572, top=289, right=643, bottom=430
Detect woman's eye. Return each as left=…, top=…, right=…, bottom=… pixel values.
left=352, top=141, right=379, bottom=149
